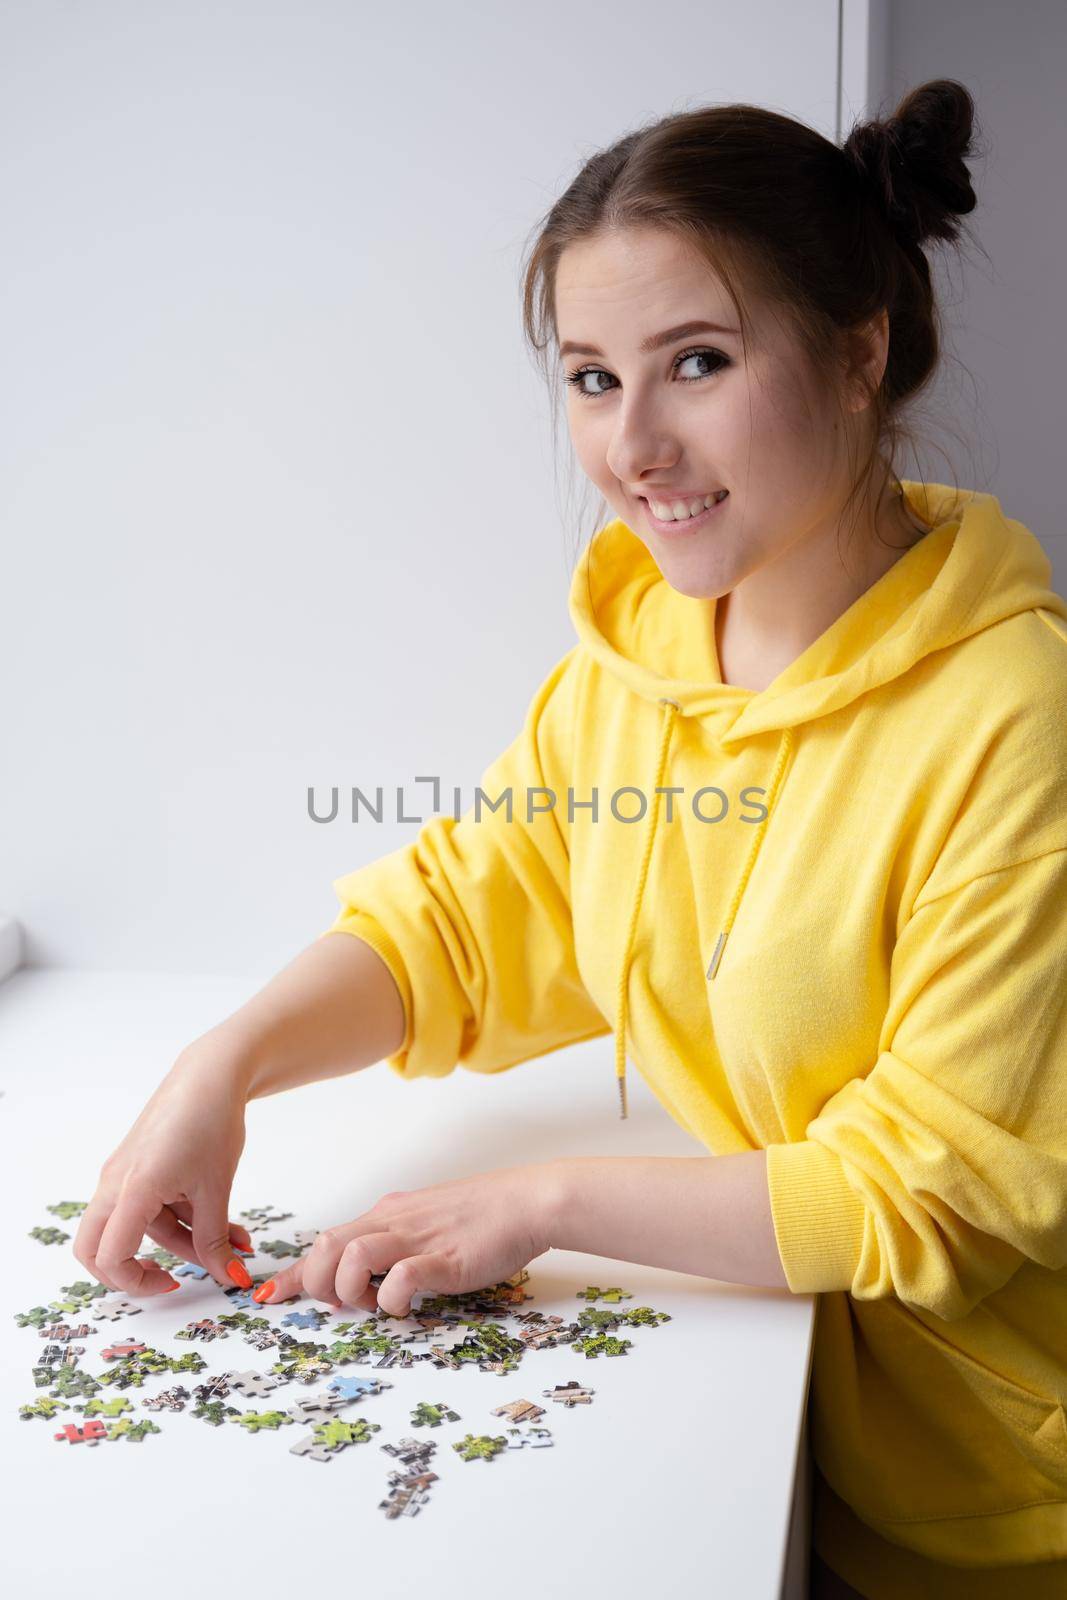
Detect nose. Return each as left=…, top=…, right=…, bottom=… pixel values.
left=604, top=398, right=685, bottom=488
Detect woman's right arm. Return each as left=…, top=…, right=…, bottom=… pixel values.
left=210, top=930, right=406, bottom=1100
left=73, top=933, right=405, bottom=1297
left=77, top=644, right=601, bottom=1299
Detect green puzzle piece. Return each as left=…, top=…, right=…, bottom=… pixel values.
left=453, top=1432, right=508, bottom=1461
left=313, top=1417, right=380, bottom=1450
left=258, top=1239, right=304, bottom=1260
left=104, top=1418, right=160, bottom=1442
left=15, top=1307, right=54, bottom=1330
left=573, top=1333, right=633, bottom=1359
left=75, top=1397, right=133, bottom=1418
left=411, top=1401, right=460, bottom=1428
left=20, top=1397, right=70, bottom=1420
left=192, top=1401, right=239, bottom=1427
left=231, top=1410, right=293, bottom=1433
left=48, top=1369, right=100, bottom=1400
left=139, top=1246, right=183, bottom=1270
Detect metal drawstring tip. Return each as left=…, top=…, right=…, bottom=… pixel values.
left=617, top=1075, right=628, bottom=1119
left=706, top=929, right=727, bottom=981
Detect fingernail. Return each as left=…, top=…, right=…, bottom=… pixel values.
left=226, top=1259, right=253, bottom=1289
left=252, top=1279, right=276, bottom=1304
left=164, top=1282, right=181, bottom=1293
left=236, top=1244, right=255, bottom=1255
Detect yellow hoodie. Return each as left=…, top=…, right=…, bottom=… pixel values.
left=322, top=481, right=1067, bottom=1596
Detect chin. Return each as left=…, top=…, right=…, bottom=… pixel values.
left=661, top=574, right=729, bottom=600
left=648, top=547, right=733, bottom=600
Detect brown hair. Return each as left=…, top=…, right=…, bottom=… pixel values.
left=520, top=79, right=990, bottom=565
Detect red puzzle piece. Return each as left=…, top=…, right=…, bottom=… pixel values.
left=54, top=1420, right=107, bottom=1444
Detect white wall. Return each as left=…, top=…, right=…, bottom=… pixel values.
left=10, top=4, right=1059, bottom=984
left=0, top=0, right=842, bottom=978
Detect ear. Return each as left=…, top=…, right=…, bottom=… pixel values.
left=843, top=308, right=890, bottom=413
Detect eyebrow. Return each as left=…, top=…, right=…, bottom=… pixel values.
left=557, top=319, right=738, bottom=360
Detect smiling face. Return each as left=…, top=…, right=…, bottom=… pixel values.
left=555, top=224, right=886, bottom=601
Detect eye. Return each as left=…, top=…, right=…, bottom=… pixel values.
left=563, top=346, right=731, bottom=400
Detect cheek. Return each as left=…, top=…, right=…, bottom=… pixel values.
left=749, top=383, right=834, bottom=477
left=571, top=429, right=612, bottom=485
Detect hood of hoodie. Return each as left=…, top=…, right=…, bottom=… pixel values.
left=566, top=480, right=1067, bottom=1117
left=569, top=480, right=1066, bottom=737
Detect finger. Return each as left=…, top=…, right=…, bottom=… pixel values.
left=138, top=1205, right=202, bottom=1280
left=73, top=1196, right=125, bottom=1292
left=335, top=1233, right=404, bottom=1310
left=189, top=1189, right=254, bottom=1291
left=258, top=1232, right=349, bottom=1305
left=330, top=1270, right=388, bottom=1317
left=278, top=1226, right=360, bottom=1305
left=254, top=1232, right=397, bottom=1309
left=253, top=1220, right=382, bottom=1308
left=375, top=1252, right=455, bottom=1319
left=349, top=1284, right=383, bottom=1316
left=94, top=1183, right=182, bottom=1297
left=232, top=1226, right=255, bottom=1255
left=251, top=1254, right=309, bottom=1306
left=167, top=1199, right=254, bottom=1258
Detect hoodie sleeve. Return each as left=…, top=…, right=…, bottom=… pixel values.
left=765, top=844, right=1067, bottom=1321
left=319, top=644, right=610, bottom=1080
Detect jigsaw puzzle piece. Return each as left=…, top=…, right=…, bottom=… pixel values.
left=326, top=1375, right=390, bottom=1403
left=89, top=1295, right=143, bottom=1322
left=54, top=1419, right=107, bottom=1445
left=228, top=1370, right=280, bottom=1400
left=289, top=1434, right=337, bottom=1461
left=505, top=1425, right=553, bottom=1448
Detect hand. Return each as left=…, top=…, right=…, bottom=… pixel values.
left=253, top=1162, right=559, bottom=1318
left=73, top=1036, right=255, bottom=1298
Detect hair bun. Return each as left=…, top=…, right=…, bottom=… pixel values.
left=842, top=78, right=980, bottom=248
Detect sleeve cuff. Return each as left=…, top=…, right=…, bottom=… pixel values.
left=765, top=1139, right=869, bottom=1294
left=318, top=911, right=415, bottom=1076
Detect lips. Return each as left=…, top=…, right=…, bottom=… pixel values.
left=640, top=491, right=726, bottom=506
left=641, top=491, right=729, bottom=536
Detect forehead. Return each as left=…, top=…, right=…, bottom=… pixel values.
left=555, top=225, right=727, bottom=316
left=554, top=226, right=796, bottom=367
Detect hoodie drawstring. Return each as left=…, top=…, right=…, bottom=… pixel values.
left=613, top=712, right=795, bottom=1119
left=705, top=724, right=795, bottom=978
left=614, top=696, right=680, bottom=1119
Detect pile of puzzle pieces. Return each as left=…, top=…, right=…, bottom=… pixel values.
left=17, top=1200, right=672, bottom=1517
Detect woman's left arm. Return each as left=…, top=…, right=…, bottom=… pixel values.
left=254, top=1150, right=789, bottom=1317
left=544, top=1150, right=790, bottom=1290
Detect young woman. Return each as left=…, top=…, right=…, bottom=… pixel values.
left=75, top=80, right=1067, bottom=1598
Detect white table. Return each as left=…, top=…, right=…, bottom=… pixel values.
left=0, top=967, right=815, bottom=1598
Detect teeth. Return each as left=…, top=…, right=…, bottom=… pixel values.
left=648, top=490, right=727, bottom=520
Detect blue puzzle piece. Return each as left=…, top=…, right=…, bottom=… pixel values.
left=223, top=1289, right=262, bottom=1311
left=173, top=1263, right=210, bottom=1280
left=282, top=1309, right=329, bottom=1330
left=327, top=1376, right=378, bottom=1402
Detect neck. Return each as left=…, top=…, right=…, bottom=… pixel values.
left=714, top=483, right=929, bottom=691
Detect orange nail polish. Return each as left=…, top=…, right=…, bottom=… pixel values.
left=164, top=1282, right=181, bottom=1293
left=252, top=1279, right=276, bottom=1303
left=226, top=1259, right=253, bottom=1290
